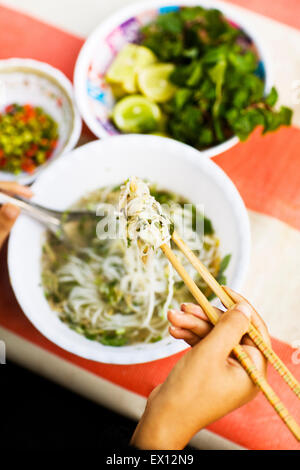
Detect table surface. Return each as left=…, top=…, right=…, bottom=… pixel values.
left=1, top=0, right=300, bottom=451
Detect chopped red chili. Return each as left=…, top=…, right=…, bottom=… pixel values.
left=0, top=103, right=59, bottom=174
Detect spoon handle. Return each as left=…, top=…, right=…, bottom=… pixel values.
left=0, top=191, right=61, bottom=231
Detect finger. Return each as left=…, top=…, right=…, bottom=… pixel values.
left=202, top=302, right=251, bottom=359
left=181, top=303, right=223, bottom=323
left=226, top=347, right=263, bottom=402
left=168, top=309, right=213, bottom=338
left=180, top=303, right=210, bottom=322
left=243, top=344, right=268, bottom=376
left=227, top=343, right=268, bottom=402
left=0, top=182, right=33, bottom=198
left=169, top=326, right=199, bottom=346
left=223, top=286, right=271, bottom=348
left=0, top=203, right=20, bottom=247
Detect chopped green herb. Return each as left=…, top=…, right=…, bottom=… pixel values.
left=0, top=103, right=58, bottom=174
left=219, top=254, right=231, bottom=275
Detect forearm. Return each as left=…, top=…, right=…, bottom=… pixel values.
left=131, top=401, right=193, bottom=450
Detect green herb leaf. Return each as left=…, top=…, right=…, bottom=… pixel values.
left=156, top=11, right=183, bottom=34
left=219, top=254, right=231, bottom=275
left=209, top=58, right=227, bottom=117
left=203, top=216, right=214, bottom=235
left=264, top=86, right=278, bottom=107
left=228, top=50, right=257, bottom=73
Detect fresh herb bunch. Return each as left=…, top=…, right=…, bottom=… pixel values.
left=141, top=7, right=292, bottom=148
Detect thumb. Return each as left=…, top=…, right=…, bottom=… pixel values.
left=204, top=302, right=252, bottom=358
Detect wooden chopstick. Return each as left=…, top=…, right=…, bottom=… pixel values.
left=172, top=231, right=300, bottom=400
left=160, top=240, right=300, bottom=442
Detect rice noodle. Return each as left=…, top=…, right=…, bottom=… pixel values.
left=119, top=176, right=172, bottom=261
left=41, top=181, right=223, bottom=346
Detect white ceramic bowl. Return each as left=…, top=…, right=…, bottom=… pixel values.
left=0, top=58, right=82, bottom=184
left=8, top=135, right=250, bottom=364
left=74, top=0, right=272, bottom=158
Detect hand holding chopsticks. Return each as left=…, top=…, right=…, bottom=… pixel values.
left=132, top=302, right=268, bottom=450
left=160, top=231, right=300, bottom=442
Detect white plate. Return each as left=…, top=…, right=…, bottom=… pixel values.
left=74, top=0, right=272, bottom=158
left=8, top=135, right=250, bottom=364
left=0, top=58, right=82, bottom=184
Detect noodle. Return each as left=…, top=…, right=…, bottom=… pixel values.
left=119, top=176, right=172, bottom=262
left=41, top=181, right=227, bottom=346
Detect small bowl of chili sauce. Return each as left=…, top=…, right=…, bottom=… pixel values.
left=0, top=58, right=82, bottom=184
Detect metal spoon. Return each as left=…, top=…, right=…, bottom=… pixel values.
left=0, top=190, right=98, bottom=238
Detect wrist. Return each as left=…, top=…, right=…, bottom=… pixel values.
left=131, top=399, right=192, bottom=450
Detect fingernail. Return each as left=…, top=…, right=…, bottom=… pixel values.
left=2, top=204, right=19, bottom=220
left=181, top=303, right=203, bottom=316
left=235, top=301, right=252, bottom=320
left=181, top=303, right=192, bottom=311
left=181, top=302, right=193, bottom=308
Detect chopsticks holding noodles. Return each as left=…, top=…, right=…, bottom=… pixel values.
left=160, top=230, right=300, bottom=442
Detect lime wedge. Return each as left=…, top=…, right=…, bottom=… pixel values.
left=112, top=95, right=162, bottom=133
left=137, top=63, right=177, bottom=102
left=106, top=44, right=157, bottom=94
left=109, top=83, right=127, bottom=99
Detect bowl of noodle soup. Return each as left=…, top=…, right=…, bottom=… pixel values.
left=8, top=135, right=250, bottom=364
